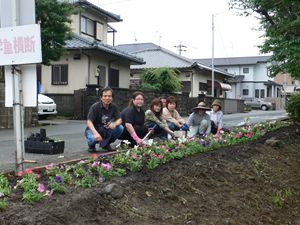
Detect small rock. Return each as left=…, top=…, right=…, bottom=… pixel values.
left=265, top=138, right=280, bottom=147
left=103, top=183, right=124, bottom=199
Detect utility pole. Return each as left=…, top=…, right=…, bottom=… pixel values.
left=211, top=14, right=215, bottom=97
left=174, top=42, right=187, bottom=55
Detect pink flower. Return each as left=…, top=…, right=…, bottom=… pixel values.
left=37, top=183, right=46, bottom=193
left=46, top=163, right=54, bottom=170
left=91, top=153, right=98, bottom=160
left=17, top=171, right=23, bottom=177
left=131, top=153, right=137, bottom=159
left=25, top=169, right=33, bottom=174
left=157, top=154, right=164, bottom=159
left=164, top=149, right=170, bottom=154
left=92, top=161, right=99, bottom=168
left=101, top=163, right=112, bottom=171
left=45, top=190, right=53, bottom=198
left=59, top=164, right=65, bottom=171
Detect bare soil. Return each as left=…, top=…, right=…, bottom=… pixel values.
left=1, top=125, right=300, bottom=225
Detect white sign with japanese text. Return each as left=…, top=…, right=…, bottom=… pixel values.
left=0, top=24, right=42, bottom=66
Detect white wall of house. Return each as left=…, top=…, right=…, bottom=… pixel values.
left=41, top=53, right=89, bottom=94
left=253, top=62, right=271, bottom=81
left=41, top=52, right=131, bottom=94
left=70, top=11, right=108, bottom=44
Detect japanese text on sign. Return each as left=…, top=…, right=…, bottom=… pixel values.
left=0, top=36, right=36, bottom=55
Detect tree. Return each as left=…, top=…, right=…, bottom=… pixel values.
left=229, top=0, right=300, bottom=79
left=36, top=0, right=77, bottom=65
left=140, top=68, right=182, bottom=93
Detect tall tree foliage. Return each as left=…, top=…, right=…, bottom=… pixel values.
left=140, top=68, right=182, bottom=93
left=36, top=0, right=76, bottom=65
left=230, top=0, right=300, bottom=79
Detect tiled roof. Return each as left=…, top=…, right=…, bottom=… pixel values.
left=70, top=0, right=122, bottom=22
left=195, top=55, right=272, bottom=66
left=116, top=43, right=233, bottom=77
left=65, top=34, right=144, bottom=64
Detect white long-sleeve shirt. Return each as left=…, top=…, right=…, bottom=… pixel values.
left=207, top=110, right=223, bottom=129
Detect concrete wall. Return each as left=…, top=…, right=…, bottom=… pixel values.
left=45, top=94, right=75, bottom=118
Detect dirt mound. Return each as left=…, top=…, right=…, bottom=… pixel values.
left=1, top=126, right=300, bottom=225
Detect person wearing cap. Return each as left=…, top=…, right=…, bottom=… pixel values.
left=162, top=96, right=188, bottom=132
left=207, top=99, right=223, bottom=135
left=186, top=102, right=211, bottom=138
left=85, top=86, right=124, bottom=152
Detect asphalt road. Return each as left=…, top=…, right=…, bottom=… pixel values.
left=0, top=110, right=288, bottom=172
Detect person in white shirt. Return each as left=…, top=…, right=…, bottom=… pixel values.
left=207, top=99, right=223, bottom=135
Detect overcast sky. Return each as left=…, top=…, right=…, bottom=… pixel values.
left=89, top=0, right=267, bottom=59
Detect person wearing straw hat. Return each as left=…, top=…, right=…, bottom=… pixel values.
left=186, top=102, right=211, bottom=138
left=207, top=99, right=223, bottom=135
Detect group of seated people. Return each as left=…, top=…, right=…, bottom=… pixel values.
left=85, top=87, right=224, bottom=152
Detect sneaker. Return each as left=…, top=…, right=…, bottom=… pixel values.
left=88, top=146, right=96, bottom=153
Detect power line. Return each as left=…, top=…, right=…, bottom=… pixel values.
left=173, top=42, right=187, bottom=55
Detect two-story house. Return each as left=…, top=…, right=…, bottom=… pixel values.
left=39, top=0, right=144, bottom=95
left=116, top=43, right=233, bottom=98
left=196, top=56, right=282, bottom=99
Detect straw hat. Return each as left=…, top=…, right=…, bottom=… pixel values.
left=193, top=102, right=210, bottom=110
left=211, top=99, right=222, bottom=109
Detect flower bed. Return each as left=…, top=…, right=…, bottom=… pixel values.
left=0, top=120, right=292, bottom=210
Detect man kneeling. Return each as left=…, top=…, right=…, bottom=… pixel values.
left=85, top=87, right=123, bottom=152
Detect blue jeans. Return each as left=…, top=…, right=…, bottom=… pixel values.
left=86, top=125, right=124, bottom=148
left=167, top=122, right=180, bottom=131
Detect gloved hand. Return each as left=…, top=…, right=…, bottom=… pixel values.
left=131, top=131, right=142, bottom=145
left=180, top=123, right=189, bottom=132
left=170, top=132, right=177, bottom=140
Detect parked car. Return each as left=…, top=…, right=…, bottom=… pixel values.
left=243, top=97, right=273, bottom=111
left=38, top=94, right=57, bottom=119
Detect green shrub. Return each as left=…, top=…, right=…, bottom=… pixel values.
left=286, top=93, right=300, bottom=122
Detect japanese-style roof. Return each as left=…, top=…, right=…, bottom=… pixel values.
left=65, top=34, right=144, bottom=64
left=71, top=0, right=122, bottom=22
left=195, top=55, right=272, bottom=66
left=116, top=43, right=233, bottom=77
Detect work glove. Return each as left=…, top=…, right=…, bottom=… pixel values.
left=131, top=131, right=142, bottom=145
left=180, top=123, right=189, bottom=132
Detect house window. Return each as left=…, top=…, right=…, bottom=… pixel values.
left=260, top=89, right=265, bottom=98
left=182, top=81, right=191, bottom=92
left=81, top=16, right=95, bottom=37
left=108, top=68, right=119, bottom=87
left=242, top=89, right=249, bottom=95
left=199, top=82, right=208, bottom=91
left=243, top=67, right=249, bottom=74
left=96, top=22, right=104, bottom=41
left=255, top=89, right=259, bottom=98
left=52, top=64, right=68, bottom=85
